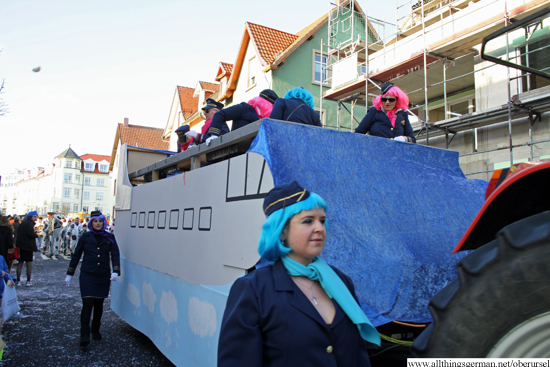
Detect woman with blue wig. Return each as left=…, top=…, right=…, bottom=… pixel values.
left=218, top=181, right=379, bottom=367
left=65, top=211, right=120, bottom=348
left=269, top=87, right=322, bottom=127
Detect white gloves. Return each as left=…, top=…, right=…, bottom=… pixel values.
left=185, top=130, right=198, bottom=139
left=65, top=275, right=72, bottom=287
left=110, top=273, right=119, bottom=281
left=394, top=136, right=408, bottom=142
left=6, top=280, right=14, bottom=288
left=206, top=136, right=219, bottom=146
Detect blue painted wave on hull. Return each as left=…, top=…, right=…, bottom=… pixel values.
left=111, top=256, right=231, bottom=367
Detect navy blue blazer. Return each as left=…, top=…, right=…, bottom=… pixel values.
left=269, top=98, right=322, bottom=127
left=355, top=107, right=416, bottom=143
left=218, top=260, right=372, bottom=367
left=67, top=232, right=120, bottom=298
left=196, top=103, right=259, bottom=144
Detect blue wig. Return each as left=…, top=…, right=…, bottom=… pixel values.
left=258, top=192, right=328, bottom=262
left=284, top=87, right=315, bottom=109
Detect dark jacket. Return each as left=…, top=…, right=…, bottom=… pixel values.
left=269, top=98, right=322, bottom=127
left=0, top=223, right=14, bottom=261
left=12, top=220, right=20, bottom=245
left=195, top=103, right=259, bottom=144
left=218, top=260, right=372, bottom=367
left=355, top=107, right=416, bottom=142
left=16, top=218, right=38, bottom=252
left=67, top=231, right=121, bottom=298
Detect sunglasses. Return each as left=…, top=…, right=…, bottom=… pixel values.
left=381, top=97, right=396, bottom=103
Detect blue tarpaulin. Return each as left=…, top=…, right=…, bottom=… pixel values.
left=249, top=119, right=488, bottom=326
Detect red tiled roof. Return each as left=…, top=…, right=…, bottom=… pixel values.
left=220, top=62, right=233, bottom=74
left=199, top=81, right=220, bottom=91
left=177, top=86, right=198, bottom=119
left=117, top=124, right=169, bottom=150
left=80, top=154, right=111, bottom=162
left=246, top=22, right=298, bottom=66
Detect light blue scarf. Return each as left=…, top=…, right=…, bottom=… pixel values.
left=281, top=256, right=381, bottom=346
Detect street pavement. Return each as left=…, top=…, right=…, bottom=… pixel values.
left=1, top=253, right=176, bottom=367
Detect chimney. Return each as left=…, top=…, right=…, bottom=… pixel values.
left=124, top=117, right=129, bottom=128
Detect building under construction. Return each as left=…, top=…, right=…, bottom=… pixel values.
left=321, top=0, right=550, bottom=180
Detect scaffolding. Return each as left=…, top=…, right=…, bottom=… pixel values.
left=320, top=0, right=550, bottom=180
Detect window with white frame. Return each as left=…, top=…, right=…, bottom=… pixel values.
left=314, top=108, right=326, bottom=127
left=64, top=173, right=72, bottom=183
left=96, top=192, right=104, bottom=201
left=75, top=175, right=80, bottom=183
left=82, top=206, right=89, bottom=213
left=84, top=177, right=91, bottom=186
left=97, top=178, right=105, bottom=187
left=74, top=189, right=80, bottom=199
left=313, top=51, right=328, bottom=84
left=99, top=164, right=108, bottom=173
left=73, top=204, right=79, bottom=212
left=428, top=95, right=476, bottom=123
left=248, top=56, right=256, bottom=89
left=52, top=203, right=59, bottom=211
left=85, top=163, right=94, bottom=171
left=83, top=191, right=90, bottom=200
left=62, top=203, right=71, bottom=213
left=65, top=160, right=72, bottom=168
left=63, top=188, right=71, bottom=198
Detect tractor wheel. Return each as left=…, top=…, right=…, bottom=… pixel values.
left=412, top=211, right=550, bottom=357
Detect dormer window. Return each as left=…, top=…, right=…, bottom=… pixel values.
left=85, top=163, right=94, bottom=171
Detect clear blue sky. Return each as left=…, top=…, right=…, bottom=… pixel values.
left=0, top=0, right=386, bottom=172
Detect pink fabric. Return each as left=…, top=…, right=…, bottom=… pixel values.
left=202, top=119, right=212, bottom=135
left=248, top=96, right=274, bottom=119
left=372, top=86, right=409, bottom=128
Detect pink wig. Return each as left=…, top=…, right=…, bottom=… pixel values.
left=248, top=96, right=274, bottom=119
left=372, top=86, right=409, bottom=127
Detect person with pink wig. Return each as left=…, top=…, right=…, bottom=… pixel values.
left=186, top=89, right=278, bottom=146
left=355, top=83, right=416, bottom=143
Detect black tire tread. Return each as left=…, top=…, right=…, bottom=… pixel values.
left=412, top=211, right=550, bottom=357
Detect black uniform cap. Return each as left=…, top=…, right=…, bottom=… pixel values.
left=381, top=82, right=395, bottom=94
left=263, top=181, right=310, bottom=217
left=202, top=98, right=224, bottom=110
left=175, top=125, right=190, bottom=134
left=259, top=89, right=279, bottom=104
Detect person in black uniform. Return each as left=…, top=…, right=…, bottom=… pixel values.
left=355, top=82, right=416, bottom=143
left=218, top=181, right=379, bottom=367
left=269, top=87, right=322, bottom=126
left=65, top=211, right=120, bottom=348
left=185, top=89, right=278, bottom=146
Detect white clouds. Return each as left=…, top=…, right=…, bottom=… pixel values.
left=160, top=290, right=178, bottom=325
left=188, top=297, right=216, bottom=338
left=126, top=282, right=141, bottom=308
left=142, top=282, right=156, bottom=313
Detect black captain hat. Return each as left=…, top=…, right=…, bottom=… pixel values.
left=202, top=98, right=224, bottom=111
left=381, top=82, right=395, bottom=94
left=259, top=89, right=279, bottom=104
left=175, top=125, right=190, bottom=135
left=262, top=181, right=310, bottom=217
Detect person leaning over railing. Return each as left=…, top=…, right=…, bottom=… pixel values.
left=355, top=83, right=416, bottom=143
left=269, top=87, right=322, bottom=127
left=185, top=89, right=278, bottom=146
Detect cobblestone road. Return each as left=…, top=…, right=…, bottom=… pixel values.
left=1, top=254, right=176, bottom=367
